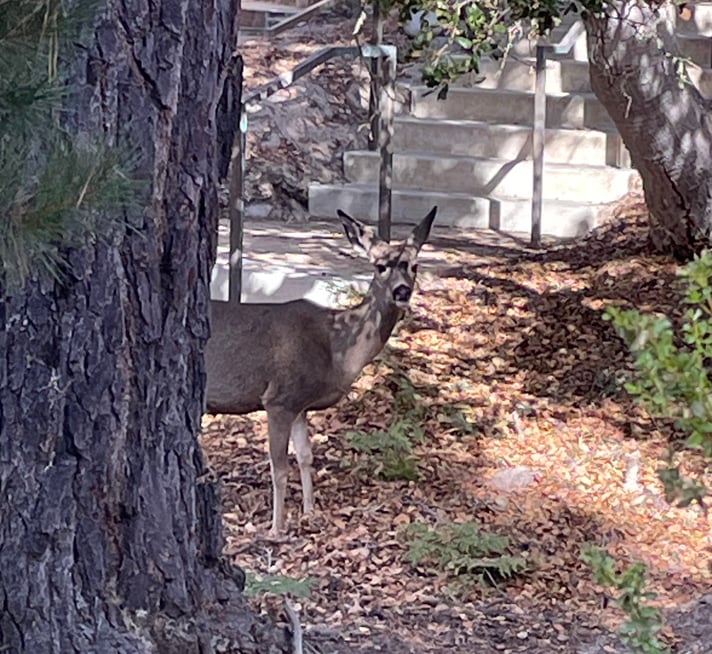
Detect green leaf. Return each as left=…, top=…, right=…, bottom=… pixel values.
left=244, top=572, right=315, bottom=598
left=404, top=520, right=526, bottom=592
left=1, top=0, right=142, bottom=284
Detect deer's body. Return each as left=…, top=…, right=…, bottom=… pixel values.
left=206, top=296, right=401, bottom=415
left=205, top=207, right=436, bottom=533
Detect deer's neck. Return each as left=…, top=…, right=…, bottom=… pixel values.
left=331, top=287, right=401, bottom=385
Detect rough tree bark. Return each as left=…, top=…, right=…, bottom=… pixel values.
left=0, top=1, right=289, bottom=652
left=584, top=0, right=712, bottom=259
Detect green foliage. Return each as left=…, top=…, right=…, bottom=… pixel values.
left=345, top=363, right=478, bottom=478
left=657, top=464, right=708, bottom=511
left=405, top=520, right=527, bottom=588
left=346, top=370, right=432, bottom=480
left=347, top=418, right=422, bottom=480
left=604, top=251, right=712, bottom=510
left=346, top=356, right=481, bottom=477
left=384, top=1, right=678, bottom=89
left=0, top=0, right=140, bottom=284
left=0, top=0, right=92, bottom=140
left=1, top=138, right=140, bottom=281
left=582, top=546, right=670, bottom=654
left=244, top=572, right=315, bottom=598
left=436, top=396, right=480, bottom=436
left=391, top=371, right=428, bottom=427
left=379, top=347, right=479, bottom=436
left=345, top=370, right=425, bottom=480
left=385, top=0, right=576, bottom=88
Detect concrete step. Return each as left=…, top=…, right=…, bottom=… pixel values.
left=558, top=59, right=591, bottom=93
left=393, top=116, right=630, bottom=167
left=239, top=0, right=299, bottom=29
left=678, top=33, right=712, bottom=66
left=406, top=86, right=614, bottom=130
left=459, top=57, right=577, bottom=94
left=559, top=56, right=712, bottom=101
left=266, top=0, right=315, bottom=6
left=211, top=255, right=370, bottom=305
left=510, top=18, right=589, bottom=61
left=687, top=64, right=712, bottom=95
left=507, top=16, right=710, bottom=63
left=342, top=150, right=635, bottom=203
left=675, top=2, right=712, bottom=37
left=211, top=219, right=372, bottom=305
left=240, top=0, right=301, bottom=13
left=495, top=56, right=712, bottom=102
left=428, top=54, right=590, bottom=95
left=308, top=183, right=612, bottom=238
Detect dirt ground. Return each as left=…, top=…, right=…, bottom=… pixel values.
left=200, top=7, right=712, bottom=654
left=238, top=3, right=411, bottom=223
left=202, top=208, right=712, bottom=653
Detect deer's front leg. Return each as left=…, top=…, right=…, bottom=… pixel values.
left=290, top=412, right=314, bottom=515
left=266, top=406, right=294, bottom=534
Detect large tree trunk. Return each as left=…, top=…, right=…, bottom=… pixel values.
left=585, top=0, right=712, bottom=259
left=0, top=1, right=288, bottom=652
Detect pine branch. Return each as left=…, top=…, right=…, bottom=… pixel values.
left=1, top=140, right=142, bottom=283
left=0, top=0, right=142, bottom=284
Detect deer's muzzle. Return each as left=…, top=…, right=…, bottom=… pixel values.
left=393, top=285, right=412, bottom=304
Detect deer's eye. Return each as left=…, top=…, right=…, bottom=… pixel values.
left=412, top=264, right=418, bottom=273
left=376, top=264, right=388, bottom=274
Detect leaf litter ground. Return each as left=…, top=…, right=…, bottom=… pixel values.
left=201, top=9, right=711, bottom=653
left=201, top=204, right=712, bottom=653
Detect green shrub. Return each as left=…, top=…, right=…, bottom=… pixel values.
left=347, top=419, right=422, bottom=481
left=605, top=250, right=712, bottom=508
left=244, top=572, right=314, bottom=598
left=404, top=521, right=526, bottom=588
left=582, top=547, right=670, bottom=654
left=346, top=367, right=478, bottom=479
left=344, top=370, right=427, bottom=480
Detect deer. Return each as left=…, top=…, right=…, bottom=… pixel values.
left=205, top=206, right=437, bottom=534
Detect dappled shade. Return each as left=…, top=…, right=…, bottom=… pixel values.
left=201, top=200, right=711, bottom=653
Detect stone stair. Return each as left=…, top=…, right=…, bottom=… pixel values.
left=308, top=4, right=712, bottom=237
left=240, top=1, right=299, bottom=29
left=239, top=0, right=334, bottom=38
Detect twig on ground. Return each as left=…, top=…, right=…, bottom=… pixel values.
left=285, top=597, right=304, bottom=654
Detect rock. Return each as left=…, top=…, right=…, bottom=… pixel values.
left=404, top=10, right=440, bottom=37
left=488, top=465, right=539, bottom=492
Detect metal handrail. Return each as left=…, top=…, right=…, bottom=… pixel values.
left=531, top=20, right=586, bottom=247
left=226, top=44, right=397, bottom=303
left=241, top=0, right=338, bottom=39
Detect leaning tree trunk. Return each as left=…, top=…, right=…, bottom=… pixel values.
left=585, top=0, right=712, bottom=259
left=0, top=1, right=288, bottom=652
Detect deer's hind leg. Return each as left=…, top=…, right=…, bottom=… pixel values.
left=290, top=411, right=314, bottom=516
left=265, top=405, right=296, bottom=534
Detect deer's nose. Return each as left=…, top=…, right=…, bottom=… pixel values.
left=393, top=285, right=412, bottom=303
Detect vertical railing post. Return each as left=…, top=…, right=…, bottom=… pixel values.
left=225, top=12, right=244, bottom=305
left=227, top=110, right=247, bottom=304
left=531, top=45, right=546, bottom=248
left=222, top=43, right=400, bottom=301
left=368, top=1, right=384, bottom=153
left=377, top=49, right=395, bottom=242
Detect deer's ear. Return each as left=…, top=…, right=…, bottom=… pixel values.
left=407, top=205, right=437, bottom=250
left=337, top=209, right=380, bottom=255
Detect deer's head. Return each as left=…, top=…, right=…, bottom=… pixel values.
left=336, top=207, right=437, bottom=309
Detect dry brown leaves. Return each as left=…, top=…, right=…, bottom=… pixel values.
left=239, top=9, right=415, bottom=222
left=200, top=203, right=712, bottom=653
left=239, top=9, right=370, bottom=219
